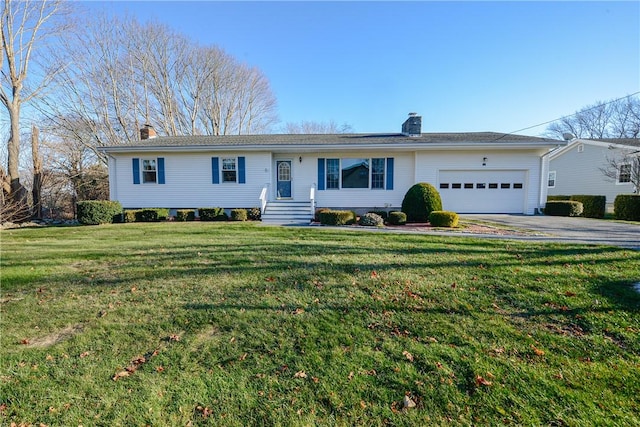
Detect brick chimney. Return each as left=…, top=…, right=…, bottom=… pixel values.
left=140, top=124, right=157, bottom=140
left=401, top=113, right=422, bottom=136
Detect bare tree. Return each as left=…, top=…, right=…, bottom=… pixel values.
left=31, top=124, right=42, bottom=219
left=546, top=95, right=640, bottom=140
left=599, top=147, right=640, bottom=193
left=282, top=120, right=354, bottom=134
left=1, top=0, right=71, bottom=204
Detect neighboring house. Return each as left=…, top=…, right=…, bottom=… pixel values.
left=98, top=115, right=564, bottom=222
left=548, top=138, right=640, bottom=211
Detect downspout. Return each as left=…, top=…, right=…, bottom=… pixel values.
left=108, top=154, right=118, bottom=202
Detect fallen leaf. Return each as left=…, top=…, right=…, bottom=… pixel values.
left=265, top=277, right=276, bottom=282
left=239, top=353, right=248, bottom=361
left=565, top=291, right=577, bottom=297
left=168, top=334, right=181, bottom=342
left=20, top=339, right=30, bottom=345
left=156, top=366, right=165, bottom=372
left=531, top=345, right=545, bottom=356
left=436, top=362, right=443, bottom=369
left=402, top=350, right=414, bottom=362
left=79, top=352, right=90, bottom=358
left=312, top=376, right=319, bottom=383
left=403, top=395, right=417, bottom=409
left=475, top=375, right=492, bottom=386
left=348, top=371, right=354, bottom=381
left=112, top=370, right=130, bottom=381
left=294, top=370, right=307, bottom=378
left=130, top=287, right=137, bottom=293
left=370, top=270, right=379, bottom=279
left=292, top=308, right=305, bottom=315
left=46, top=354, right=54, bottom=361
left=360, top=400, right=367, bottom=409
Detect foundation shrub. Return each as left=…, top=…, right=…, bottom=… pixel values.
left=428, top=210, right=459, bottom=227
left=614, top=195, right=640, bottom=221
left=199, top=207, right=228, bottom=221
left=545, top=201, right=583, bottom=217
left=77, top=201, right=122, bottom=225
left=401, top=183, right=443, bottom=222
left=569, top=195, right=606, bottom=219
left=387, top=211, right=407, bottom=225
left=319, top=210, right=356, bottom=226
left=230, top=209, right=248, bottom=221
left=359, top=212, right=384, bottom=227
left=175, top=210, right=196, bottom=221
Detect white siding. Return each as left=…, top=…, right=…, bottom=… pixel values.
left=548, top=143, right=635, bottom=208
left=112, top=151, right=271, bottom=209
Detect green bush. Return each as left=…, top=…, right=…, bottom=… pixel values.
left=545, top=201, right=583, bottom=217
left=136, top=209, right=159, bottom=222
left=367, top=210, right=388, bottom=220
left=429, top=210, right=459, bottom=227
left=569, top=195, right=606, bottom=219
left=199, top=207, right=228, bottom=221
left=77, top=200, right=122, bottom=225
left=175, top=209, right=196, bottom=221
left=314, top=208, right=331, bottom=222
left=614, top=194, right=640, bottom=221
left=359, top=212, right=384, bottom=227
left=319, top=210, right=356, bottom=226
left=547, top=195, right=571, bottom=201
left=401, top=183, right=443, bottom=222
left=230, top=208, right=248, bottom=221
left=387, top=211, right=407, bottom=225
left=247, top=207, right=261, bottom=221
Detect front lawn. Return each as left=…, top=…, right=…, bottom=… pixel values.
left=1, top=223, right=639, bottom=426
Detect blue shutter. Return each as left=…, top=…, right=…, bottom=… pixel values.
left=317, top=158, right=325, bottom=190
left=212, top=157, right=220, bottom=184
left=157, top=157, right=165, bottom=184
left=238, top=156, right=246, bottom=184
left=386, top=158, right=394, bottom=190
left=132, top=158, right=140, bottom=184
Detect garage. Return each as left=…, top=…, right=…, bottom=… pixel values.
left=438, top=170, right=527, bottom=213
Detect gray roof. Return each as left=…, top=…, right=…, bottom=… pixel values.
left=594, top=138, right=640, bottom=148
left=100, top=132, right=563, bottom=153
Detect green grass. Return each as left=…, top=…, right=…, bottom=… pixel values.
left=1, top=223, right=639, bottom=426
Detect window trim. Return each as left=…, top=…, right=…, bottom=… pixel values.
left=547, top=171, right=556, bottom=188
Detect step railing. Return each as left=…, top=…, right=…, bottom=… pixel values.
left=259, top=184, right=269, bottom=214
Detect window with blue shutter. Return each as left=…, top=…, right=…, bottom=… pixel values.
left=317, top=158, right=325, bottom=190
left=132, top=158, right=140, bottom=184
left=386, top=158, right=394, bottom=190
left=212, top=157, right=220, bottom=184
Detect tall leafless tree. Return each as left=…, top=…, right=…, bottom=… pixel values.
left=546, top=95, right=640, bottom=140
left=1, top=0, right=71, bottom=203
left=282, top=120, right=354, bottom=134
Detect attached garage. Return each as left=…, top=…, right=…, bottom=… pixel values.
left=438, top=170, right=528, bottom=213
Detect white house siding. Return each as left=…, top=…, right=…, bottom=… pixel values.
left=414, top=149, right=547, bottom=214
left=110, top=151, right=272, bottom=209
left=548, top=143, right=635, bottom=209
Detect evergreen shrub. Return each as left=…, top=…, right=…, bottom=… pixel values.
left=401, top=183, right=443, bottom=222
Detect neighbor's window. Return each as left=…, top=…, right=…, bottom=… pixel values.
left=548, top=171, right=556, bottom=188
left=142, top=159, right=157, bottom=183
left=618, top=164, right=631, bottom=183
left=222, top=158, right=237, bottom=183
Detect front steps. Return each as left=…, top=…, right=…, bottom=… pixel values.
left=261, top=201, right=314, bottom=224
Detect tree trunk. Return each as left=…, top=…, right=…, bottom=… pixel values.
left=7, top=102, right=22, bottom=193
left=32, top=125, right=43, bottom=220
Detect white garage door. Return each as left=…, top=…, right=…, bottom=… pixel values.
left=438, top=170, right=527, bottom=213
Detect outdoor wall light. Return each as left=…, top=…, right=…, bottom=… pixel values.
left=299, top=156, right=303, bottom=163
left=482, top=157, right=488, bottom=166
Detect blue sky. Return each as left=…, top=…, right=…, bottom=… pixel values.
left=87, top=1, right=639, bottom=135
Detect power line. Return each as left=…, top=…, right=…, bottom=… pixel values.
left=495, top=91, right=640, bottom=140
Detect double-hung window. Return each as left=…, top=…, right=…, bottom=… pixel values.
left=326, top=159, right=340, bottom=189
left=142, top=159, right=157, bottom=183
left=618, top=164, right=631, bottom=184
left=222, top=158, right=237, bottom=183
left=547, top=171, right=556, bottom=188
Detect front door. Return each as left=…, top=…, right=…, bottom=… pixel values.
left=276, top=160, right=292, bottom=198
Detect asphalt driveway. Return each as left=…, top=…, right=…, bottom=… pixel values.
left=460, top=214, right=640, bottom=249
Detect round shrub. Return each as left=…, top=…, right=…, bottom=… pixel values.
left=387, top=211, right=407, bottom=225
left=569, top=195, right=606, bottom=219
left=314, top=208, right=331, bottom=222
left=401, top=183, right=443, bottom=222
left=319, top=210, right=356, bottom=226
left=428, top=210, right=459, bottom=227
left=175, top=209, right=196, bottom=221
left=123, top=210, right=139, bottom=223
left=231, top=208, right=248, bottom=221
left=614, top=194, right=640, bottom=221
left=359, top=212, right=384, bottom=227
left=544, top=201, right=583, bottom=217
left=77, top=200, right=122, bottom=225
left=199, top=207, right=228, bottom=221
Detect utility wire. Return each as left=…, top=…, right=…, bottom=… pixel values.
left=493, top=91, right=640, bottom=141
